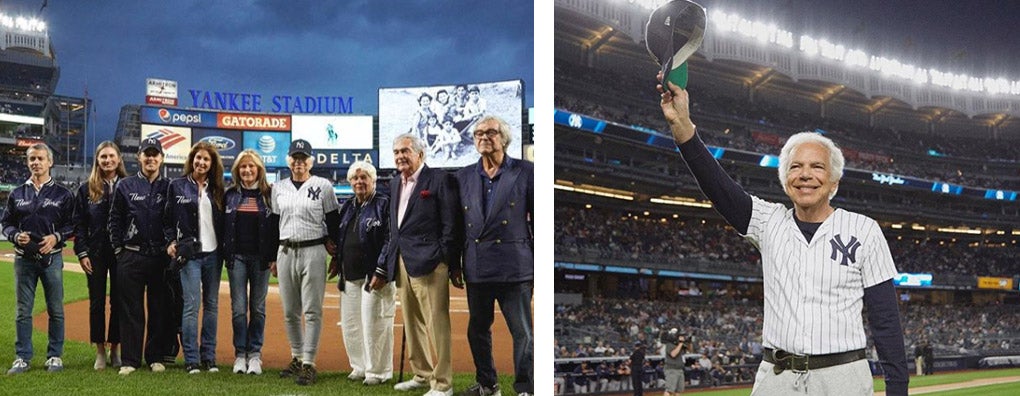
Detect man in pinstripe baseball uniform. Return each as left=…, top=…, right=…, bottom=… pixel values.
left=270, top=139, right=341, bottom=385
left=658, top=76, right=908, bottom=395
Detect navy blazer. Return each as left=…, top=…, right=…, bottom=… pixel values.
left=377, top=164, right=462, bottom=281
left=456, top=157, right=534, bottom=283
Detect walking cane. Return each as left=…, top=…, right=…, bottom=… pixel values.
left=399, top=327, right=407, bottom=382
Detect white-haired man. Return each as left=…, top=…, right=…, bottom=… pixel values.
left=658, top=75, right=908, bottom=396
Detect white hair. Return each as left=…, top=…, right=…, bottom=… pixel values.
left=777, top=132, right=844, bottom=200
left=346, top=160, right=377, bottom=181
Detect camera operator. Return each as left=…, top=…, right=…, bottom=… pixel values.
left=663, top=329, right=687, bottom=395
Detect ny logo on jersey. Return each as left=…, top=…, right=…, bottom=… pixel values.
left=308, top=187, right=321, bottom=200
left=829, top=234, right=862, bottom=266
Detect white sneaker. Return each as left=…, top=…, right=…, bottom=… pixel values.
left=233, top=357, right=247, bottom=374
left=7, top=358, right=29, bottom=374
left=94, top=353, right=107, bottom=370
left=118, top=366, right=135, bottom=376
left=348, top=370, right=365, bottom=381
left=393, top=378, right=428, bottom=391
left=246, top=357, right=263, bottom=375
left=149, top=362, right=166, bottom=373
left=44, top=357, right=63, bottom=372
left=423, top=389, right=453, bottom=396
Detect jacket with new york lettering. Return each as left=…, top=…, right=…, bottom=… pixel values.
left=72, top=178, right=118, bottom=260
left=163, top=175, right=224, bottom=249
left=1, top=179, right=75, bottom=256
left=108, top=173, right=170, bottom=252
left=335, top=193, right=389, bottom=282
left=221, top=186, right=278, bottom=265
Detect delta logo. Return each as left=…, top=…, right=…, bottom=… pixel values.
left=146, top=129, right=187, bottom=150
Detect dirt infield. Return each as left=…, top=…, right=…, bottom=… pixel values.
left=873, top=375, right=1020, bottom=395
left=26, top=260, right=523, bottom=374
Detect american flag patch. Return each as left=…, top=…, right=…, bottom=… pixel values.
left=146, top=128, right=186, bottom=149
left=238, top=197, right=259, bottom=213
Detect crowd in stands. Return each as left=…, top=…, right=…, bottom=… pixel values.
left=554, top=294, right=1020, bottom=393
left=555, top=205, right=761, bottom=271
left=555, top=60, right=1020, bottom=191
left=555, top=204, right=1020, bottom=278
left=0, top=157, right=30, bottom=183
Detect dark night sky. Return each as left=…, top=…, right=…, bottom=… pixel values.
left=2, top=0, right=534, bottom=145
left=698, top=0, right=1020, bottom=77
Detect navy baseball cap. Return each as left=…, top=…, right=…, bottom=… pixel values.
left=288, top=139, right=312, bottom=157
left=139, top=137, right=164, bottom=155
left=645, top=0, right=707, bottom=89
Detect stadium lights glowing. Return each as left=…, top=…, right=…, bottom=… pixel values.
left=936, top=227, right=982, bottom=235
left=554, top=182, right=634, bottom=201
left=650, top=196, right=713, bottom=208
left=0, top=114, right=44, bottom=125
left=0, top=13, right=46, bottom=32
left=712, top=10, right=794, bottom=49
left=712, top=10, right=1020, bottom=95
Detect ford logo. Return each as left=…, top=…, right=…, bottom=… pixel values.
left=199, top=136, right=236, bottom=151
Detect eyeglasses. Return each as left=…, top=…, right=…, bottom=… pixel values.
left=473, top=129, right=500, bottom=138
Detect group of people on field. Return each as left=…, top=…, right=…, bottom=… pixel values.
left=1, top=114, right=533, bottom=396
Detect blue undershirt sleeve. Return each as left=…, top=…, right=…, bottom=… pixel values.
left=863, top=279, right=909, bottom=396
left=676, top=133, right=753, bottom=234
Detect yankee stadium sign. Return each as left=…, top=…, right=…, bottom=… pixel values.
left=187, top=89, right=354, bottom=114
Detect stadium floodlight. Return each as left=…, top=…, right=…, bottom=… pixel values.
left=800, top=35, right=818, bottom=57
left=844, top=49, right=868, bottom=68
left=553, top=183, right=635, bottom=201
left=650, top=196, right=713, bottom=208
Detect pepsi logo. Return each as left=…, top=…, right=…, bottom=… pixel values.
left=199, top=136, right=236, bottom=151
left=158, top=108, right=171, bottom=122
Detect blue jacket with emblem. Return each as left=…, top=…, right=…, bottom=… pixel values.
left=163, top=175, right=224, bottom=250
left=221, top=186, right=278, bottom=265
left=455, top=157, right=534, bottom=283
left=1, top=179, right=75, bottom=256
left=109, top=172, right=170, bottom=254
left=72, top=178, right=118, bottom=260
left=335, top=193, right=389, bottom=282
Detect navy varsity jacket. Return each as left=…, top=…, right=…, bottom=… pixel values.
left=335, top=193, right=389, bottom=282
left=108, top=172, right=170, bottom=254
left=1, top=178, right=75, bottom=256
left=163, top=175, right=224, bottom=250
left=72, top=178, right=118, bottom=260
left=222, top=186, right=278, bottom=265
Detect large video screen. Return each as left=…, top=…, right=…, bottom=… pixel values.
left=379, top=79, right=523, bottom=169
left=291, top=115, right=376, bottom=169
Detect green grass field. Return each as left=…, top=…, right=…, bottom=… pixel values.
left=0, top=241, right=518, bottom=395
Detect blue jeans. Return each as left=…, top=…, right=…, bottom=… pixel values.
left=466, top=281, right=534, bottom=394
left=14, top=254, right=64, bottom=360
left=227, top=254, right=269, bottom=358
left=179, top=252, right=221, bottom=364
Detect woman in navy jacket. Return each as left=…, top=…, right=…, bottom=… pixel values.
left=163, top=141, right=225, bottom=374
left=73, top=141, right=128, bottom=370
left=221, top=149, right=277, bottom=375
left=328, top=161, right=393, bottom=385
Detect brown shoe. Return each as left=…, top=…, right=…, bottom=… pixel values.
left=295, top=364, right=317, bottom=386
left=279, top=357, right=301, bottom=378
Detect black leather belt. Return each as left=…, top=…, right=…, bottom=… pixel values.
left=279, top=237, right=326, bottom=253
left=764, top=348, right=865, bottom=374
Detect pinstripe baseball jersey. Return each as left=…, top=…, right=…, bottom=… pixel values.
left=271, top=176, right=340, bottom=241
left=744, top=195, right=897, bottom=355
